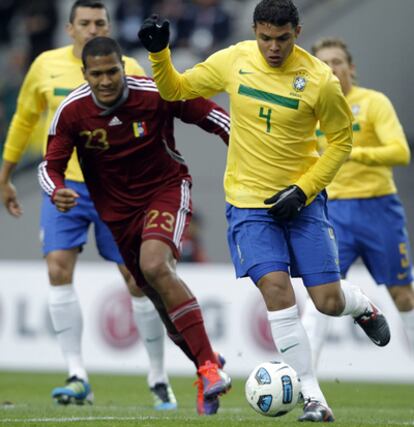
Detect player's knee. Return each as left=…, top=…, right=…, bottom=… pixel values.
left=46, top=250, right=77, bottom=285
left=48, top=267, right=71, bottom=284
left=140, top=256, right=170, bottom=285
left=118, top=264, right=139, bottom=295
left=126, top=279, right=142, bottom=297
left=47, top=260, right=73, bottom=285
left=314, top=294, right=344, bottom=316
left=257, top=274, right=295, bottom=310
left=389, top=285, right=414, bottom=311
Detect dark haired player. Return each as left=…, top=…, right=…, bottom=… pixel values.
left=138, top=0, right=391, bottom=421
left=39, top=36, right=231, bottom=416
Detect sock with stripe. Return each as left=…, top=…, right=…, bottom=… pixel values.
left=168, top=297, right=215, bottom=368
left=139, top=283, right=197, bottom=365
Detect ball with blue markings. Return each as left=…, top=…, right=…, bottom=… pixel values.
left=245, top=361, right=301, bottom=417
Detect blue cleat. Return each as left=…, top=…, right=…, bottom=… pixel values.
left=150, top=383, right=177, bottom=410
left=51, top=376, right=93, bottom=405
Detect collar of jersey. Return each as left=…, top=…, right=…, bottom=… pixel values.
left=92, top=80, right=130, bottom=116
left=345, top=85, right=358, bottom=101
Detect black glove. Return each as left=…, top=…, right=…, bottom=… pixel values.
left=264, top=185, right=307, bottom=221
left=138, top=14, right=170, bottom=53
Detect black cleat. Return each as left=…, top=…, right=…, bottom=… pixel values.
left=354, top=302, right=390, bottom=346
left=298, top=399, right=335, bottom=422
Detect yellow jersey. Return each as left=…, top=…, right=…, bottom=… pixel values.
left=3, top=45, right=145, bottom=182
left=318, top=86, right=410, bottom=199
left=149, top=42, right=353, bottom=207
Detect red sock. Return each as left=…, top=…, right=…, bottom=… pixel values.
left=168, top=298, right=215, bottom=368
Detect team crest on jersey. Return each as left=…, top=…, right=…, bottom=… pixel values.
left=351, top=104, right=360, bottom=116
left=292, top=75, right=307, bottom=92
left=132, top=121, right=148, bottom=138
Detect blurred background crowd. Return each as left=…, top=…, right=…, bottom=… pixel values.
left=0, top=0, right=413, bottom=262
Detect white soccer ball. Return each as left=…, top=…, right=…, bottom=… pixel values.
left=245, top=361, right=301, bottom=417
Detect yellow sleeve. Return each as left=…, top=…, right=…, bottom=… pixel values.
left=296, top=126, right=353, bottom=198
left=350, top=93, right=410, bottom=166
left=315, top=128, right=327, bottom=154
left=3, top=57, right=47, bottom=163
left=149, top=47, right=228, bottom=100
left=316, top=73, right=353, bottom=134
left=295, top=73, right=353, bottom=198
left=123, top=56, right=147, bottom=76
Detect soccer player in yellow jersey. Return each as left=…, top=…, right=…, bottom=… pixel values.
left=0, top=0, right=177, bottom=409
left=302, top=37, right=414, bottom=368
left=138, top=0, right=393, bottom=421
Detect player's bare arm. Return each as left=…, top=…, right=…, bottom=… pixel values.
left=0, top=160, right=22, bottom=217
left=52, top=188, right=79, bottom=213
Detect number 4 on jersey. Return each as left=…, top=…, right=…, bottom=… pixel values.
left=259, top=107, right=272, bottom=133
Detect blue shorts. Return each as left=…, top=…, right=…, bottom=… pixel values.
left=40, top=180, right=124, bottom=264
left=328, top=194, right=413, bottom=287
left=226, top=192, right=340, bottom=287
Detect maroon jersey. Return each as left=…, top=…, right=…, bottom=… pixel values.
left=39, top=76, right=229, bottom=222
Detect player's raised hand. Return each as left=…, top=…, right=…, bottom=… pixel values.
left=52, top=188, right=79, bottom=213
left=0, top=181, right=23, bottom=217
left=138, top=14, right=170, bottom=53
left=264, top=185, right=307, bottom=221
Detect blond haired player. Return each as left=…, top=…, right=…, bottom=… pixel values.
left=302, top=37, right=414, bottom=368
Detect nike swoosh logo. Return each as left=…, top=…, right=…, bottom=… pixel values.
left=280, top=343, right=299, bottom=353
left=274, top=187, right=297, bottom=205
left=50, top=74, right=63, bottom=79
left=55, top=327, right=71, bottom=334
left=146, top=335, right=163, bottom=343
left=397, top=272, right=409, bottom=280
left=239, top=69, right=254, bottom=75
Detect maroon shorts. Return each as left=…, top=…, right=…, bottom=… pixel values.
left=108, top=179, right=192, bottom=281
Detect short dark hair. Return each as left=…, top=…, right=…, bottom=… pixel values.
left=312, top=37, right=353, bottom=64
left=82, top=37, right=122, bottom=68
left=69, top=0, right=109, bottom=23
left=253, top=0, right=299, bottom=28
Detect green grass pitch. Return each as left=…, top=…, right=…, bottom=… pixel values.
left=0, top=371, right=412, bottom=426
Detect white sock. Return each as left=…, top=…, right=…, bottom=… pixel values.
left=48, top=284, right=87, bottom=381
left=339, top=280, right=371, bottom=317
left=131, top=296, right=167, bottom=387
left=400, top=309, right=414, bottom=353
left=301, top=298, right=331, bottom=370
left=267, top=305, right=327, bottom=405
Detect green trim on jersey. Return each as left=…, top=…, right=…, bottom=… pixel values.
left=54, top=88, right=73, bottom=97
left=238, top=84, right=299, bottom=110
left=317, top=122, right=361, bottom=137
left=149, top=42, right=353, bottom=206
